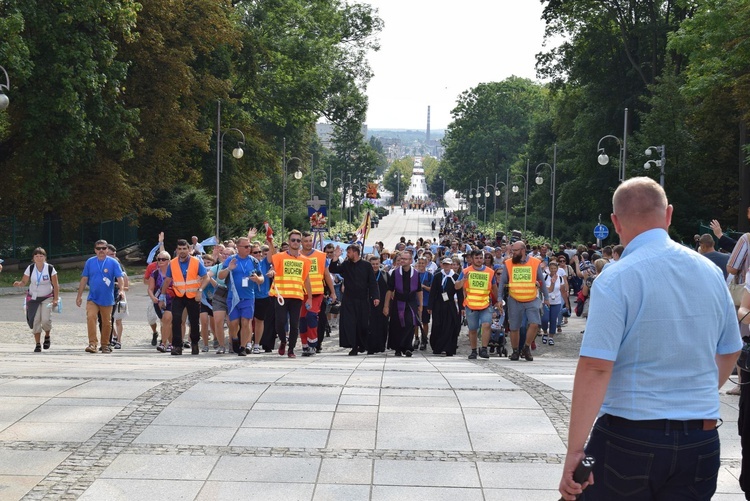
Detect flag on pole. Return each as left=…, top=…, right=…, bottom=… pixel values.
left=199, top=236, right=218, bottom=248
left=146, top=243, right=161, bottom=264
left=264, top=221, right=274, bottom=240
left=228, top=271, right=240, bottom=315
left=355, top=211, right=371, bottom=245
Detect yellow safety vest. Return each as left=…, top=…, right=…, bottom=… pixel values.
left=462, top=266, right=493, bottom=310
left=304, top=249, right=326, bottom=296
left=170, top=257, right=201, bottom=298
left=505, top=257, right=540, bottom=302
left=271, top=252, right=310, bottom=301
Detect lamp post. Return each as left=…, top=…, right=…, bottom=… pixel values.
left=477, top=185, right=488, bottom=223
left=644, top=144, right=666, bottom=187
left=331, top=176, right=344, bottom=222
left=534, top=144, right=557, bottom=241
left=0, top=65, right=9, bottom=111
left=309, top=166, right=328, bottom=198
left=282, top=137, right=303, bottom=238
left=393, top=171, right=402, bottom=206
left=215, top=100, right=246, bottom=239
left=487, top=176, right=506, bottom=236
left=512, top=172, right=528, bottom=233
left=596, top=108, right=629, bottom=182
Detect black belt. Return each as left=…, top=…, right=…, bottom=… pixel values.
left=604, top=414, right=718, bottom=431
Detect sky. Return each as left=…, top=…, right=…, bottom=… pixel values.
left=362, top=0, right=554, bottom=130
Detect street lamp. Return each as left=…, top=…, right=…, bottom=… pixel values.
left=477, top=185, right=489, bottom=223
left=332, top=176, right=344, bottom=222
left=486, top=176, right=506, bottom=235
left=393, top=171, right=402, bottom=206
left=282, top=137, right=303, bottom=238
left=596, top=108, right=629, bottom=182
left=215, top=100, right=246, bottom=239
left=0, top=65, right=9, bottom=111
left=512, top=170, right=529, bottom=233
left=534, top=144, right=558, bottom=241
left=644, top=144, right=666, bottom=187
left=309, top=167, right=328, bottom=198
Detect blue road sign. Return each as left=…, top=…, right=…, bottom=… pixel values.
left=594, top=224, right=609, bottom=240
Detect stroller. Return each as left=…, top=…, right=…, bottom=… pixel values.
left=488, top=311, right=508, bottom=357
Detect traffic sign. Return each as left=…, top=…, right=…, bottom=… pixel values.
left=593, top=224, right=609, bottom=240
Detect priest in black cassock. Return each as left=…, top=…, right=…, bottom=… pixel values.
left=367, top=254, right=389, bottom=354
left=329, top=245, right=380, bottom=355
left=428, top=257, right=462, bottom=356
left=384, top=251, right=422, bottom=357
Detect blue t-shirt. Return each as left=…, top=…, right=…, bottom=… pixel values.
left=581, top=228, right=741, bottom=420
left=82, top=256, right=124, bottom=306
left=418, top=271, right=433, bottom=306
left=223, top=255, right=260, bottom=300
left=254, top=257, right=272, bottom=299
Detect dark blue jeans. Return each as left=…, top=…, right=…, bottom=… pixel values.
left=583, top=415, right=720, bottom=500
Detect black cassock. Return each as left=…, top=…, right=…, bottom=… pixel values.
left=329, top=258, right=379, bottom=351
left=368, top=270, right=389, bottom=352
left=428, top=271, right=462, bottom=356
left=387, top=267, right=421, bottom=353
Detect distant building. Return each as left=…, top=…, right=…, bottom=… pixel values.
left=316, top=123, right=368, bottom=149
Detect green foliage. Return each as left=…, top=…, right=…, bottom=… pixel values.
left=138, top=184, right=215, bottom=251
left=383, top=157, right=414, bottom=202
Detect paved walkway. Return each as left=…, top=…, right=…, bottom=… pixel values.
left=0, top=209, right=744, bottom=499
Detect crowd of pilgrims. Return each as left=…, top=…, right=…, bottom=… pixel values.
left=141, top=213, right=617, bottom=358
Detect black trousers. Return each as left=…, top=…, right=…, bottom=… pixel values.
left=275, top=298, right=302, bottom=351
left=171, top=295, right=201, bottom=347
left=740, top=368, right=750, bottom=499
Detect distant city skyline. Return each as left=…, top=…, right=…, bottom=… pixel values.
left=363, top=1, right=554, bottom=130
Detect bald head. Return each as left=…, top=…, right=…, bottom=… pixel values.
left=698, top=233, right=716, bottom=253
left=612, top=177, right=667, bottom=219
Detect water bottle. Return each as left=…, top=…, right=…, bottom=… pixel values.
left=57, top=298, right=63, bottom=313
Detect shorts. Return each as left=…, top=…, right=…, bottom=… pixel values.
left=228, top=298, right=254, bottom=321
left=212, top=291, right=228, bottom=313
left=254, top=296, right=272, bottom=321
left=200, top=302, right=213, bottom=316
left=301, top=294, right=324, bottom=317
left=146, top=302, right=160, bottom=324
left=465, top=306, right=493, bottom=331
left=421, top=308, right=431, bottom=324
left=113, top=300, right=129, bottom=320
left=507, top=296, right=542, bottom=331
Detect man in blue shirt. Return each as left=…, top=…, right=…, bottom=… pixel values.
left=559, top=178, right=741, bottom=500
left=76, top=240, right=124, bottom=354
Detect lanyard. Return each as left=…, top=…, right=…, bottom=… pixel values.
left=35, top=265, right=45, bottom=287
left=376, top=270, right=381, bottom=282
left=97, top=257, right=107, bottom=277
left=442, top=272, right=452, bottom=290
left=238, top=257, right=249, bottom=276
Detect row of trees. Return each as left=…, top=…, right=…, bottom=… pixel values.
left=0, top=0, right=386, bottom=244
left=440, top=0, right=749, bottom=244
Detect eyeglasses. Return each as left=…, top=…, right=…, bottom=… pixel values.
left=95, top=247, right=107, bottom=251
left=239, top=245, right=251, bottom=248
left=252, top=251, right=261, bottom=254
left=289, top=238, right=301, bottom=243
left=157, top=258, right=169, bottom=262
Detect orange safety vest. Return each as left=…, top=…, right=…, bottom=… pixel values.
left=462, top=266, right=494, bottom=310
left=303, top=249, right=327, bottom=296
left=170, top=257, right=201, bottom=298
left=270, top=252, right=311, bottom=301
left=505, top=256, right=541, bottom=302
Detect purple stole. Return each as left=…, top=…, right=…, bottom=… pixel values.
left=394, top=266, right=419, bottom=327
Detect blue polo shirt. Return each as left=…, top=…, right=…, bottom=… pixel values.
left=581, top=228, right=741, bottom=420
left=254, top=257, right=272, bottom=299
left=222, top=255, right=260, bottom=300
left=82, top=256, right=123, bottom=306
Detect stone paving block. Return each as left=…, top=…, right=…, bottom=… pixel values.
left=230, top=427, right=329, bottom=448
left=317, top=458, right=373, bottom=484
left=0, top=474, right=44, bottom=501
left=463, top=408, right=557, bottom=434
left=208, top=456, right=320, bottom=482
left=376, top=413, right=471, bottom=451
left=258, top=386, right=342, bottom=405
left=133, top=425, right=236, bottom=446
left=333, top=404, right=379, bottom=413
left=379, top=394, right=460, bottom=409
left=337, top=394, right=379, bottom=406
left=483, top=488, right=560, bottom=500
left=327, top=430, right=376, bottom=449
left=381, top=372, right=450, bottom=389
left=442, top=373, right=518, bottom=390
left=198, top=480, right=314, bottom=500
left=313, top=483, right=370, bottom=500
left=477, top=462, right=561, bottom=489
left=79, top=478, right=204, bottom=501
left=0, top=450, right=70, bottom=475
left=241, top=410, right=333, bottom=429
left=99, top=454, right=219, bottom=480
left=331, top=412, right=377, bottom=430
left=0, top=421, right=102, bottom=442
left=151, top=407, right=247, bottom=428
left=21, top=405, right=123, bottom=423
left=373, top=459, right=480, bottom=487
left=372, top=485, right=484, bottom=501
left=45, top=397, right=133, bottom=407
left=470, top=431, right=566, bottom=453
left=252, top=402, right=338, bottom=412
left=0, top=379, right=85, bottom=397
left=56, top=380, right=159, bottom=399
left=455, top=389, right=540, bottom=409
left=341, top=387, right=380, bottom=396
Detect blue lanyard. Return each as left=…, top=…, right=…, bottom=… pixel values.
left=97, top=257, right=107, bottom=277
left=376, top=270, right=381, bottom=282
left=35, top=265, right=45, bottom=287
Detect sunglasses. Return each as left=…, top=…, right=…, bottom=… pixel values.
left=95, top=247, right=107, bottom=251
left=239, top=245, right=251, bottom=248
left=252, top=251, right=261, bottom=255
left=289, top=238, right=301, bottom=243
left=157, top=258, right=169, bottom=262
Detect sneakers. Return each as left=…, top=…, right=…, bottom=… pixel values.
left=509, top=349, right=520, bottom=361
left=34, top=343, right=42, bottom=353
left=183, top=341, right=191, bottom=349
left=479, top=347, right=489, bottom=359
left=238, top=348, right=246, bottom=356
left=202, top=343, right=209, bottom=353
left=171, top=347, right=183, bottom=355
left=166, top=343, right=173, bottom=352
left=43, top=336, right=51, bottom=350
left=412, top=338, right=420, bottom=350
left=394, top=351, right=402, bottom=357
left=548, top=338, right=555, bottom=346
left=542, top=335, right=548, bottom=344
left=405, top=350, right=412, bottom=357
left=468, top=350, right=478, bottom=360
left=151, top=332, right=158, bottom=346
left=252, top=346, right=261, bottom=354
left=85, top=344, right=97, bottom=353
left=349, top=349, right=359, bottom=356
left=521, top=345, right=534, bottom=361
left=302, top=346, right=312, bottom=357
left=288, top=351, right=296, bottom=358
left=113, top=341, right=122, bottom=349
left=216, top=346, right=226, bottom=354
left=278, top=341, right=287, bottom=356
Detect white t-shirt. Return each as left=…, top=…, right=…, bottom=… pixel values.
left=24, top=263, right=56, bottom=299
left=544, top=272, right=563, bottom=305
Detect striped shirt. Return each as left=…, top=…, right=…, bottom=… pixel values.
left=728, top=233, right=750, bottom=284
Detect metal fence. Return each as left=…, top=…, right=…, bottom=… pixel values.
left=0, top=215, right=140, bottom=261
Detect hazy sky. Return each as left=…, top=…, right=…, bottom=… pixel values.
left=362, top=1, right=552, bottom=130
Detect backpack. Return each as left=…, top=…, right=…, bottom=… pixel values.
left=575, top=290, right=586, bottom=317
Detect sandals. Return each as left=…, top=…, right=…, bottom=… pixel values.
left=34, top=343, right=42, bottom=353
left=542, top=335, right=548, bottom=344
left=43, top=336, right=51, bottom=350
left=548, top=338, right=555, bottom=346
